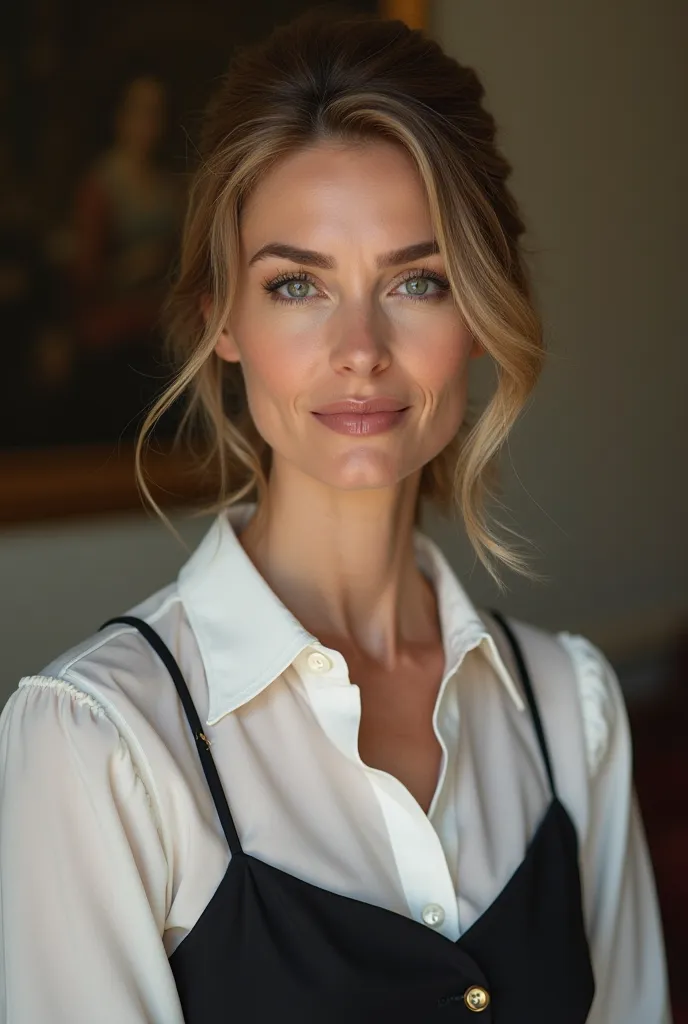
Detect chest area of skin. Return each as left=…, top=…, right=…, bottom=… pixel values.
left=352, top=649, right=447, bottom=815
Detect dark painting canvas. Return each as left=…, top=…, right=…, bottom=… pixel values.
left=0, top=0, right=379, bottom=452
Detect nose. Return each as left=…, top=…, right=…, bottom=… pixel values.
left=329, top=304, right=392, bottom=377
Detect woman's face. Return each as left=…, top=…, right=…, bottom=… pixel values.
left=215, top=139, right=480, bottom=494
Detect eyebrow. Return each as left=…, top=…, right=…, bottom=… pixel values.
left=247, top=239, right=440, bottom=271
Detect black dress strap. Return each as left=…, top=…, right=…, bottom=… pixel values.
left=486, top=608, right=559, bottom=800
left=99, top=616, right=243, bottom=857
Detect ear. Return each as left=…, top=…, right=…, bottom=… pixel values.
left=200, top=293, right=241, bottom=363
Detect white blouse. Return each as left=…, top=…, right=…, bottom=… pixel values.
left=0, top=503, right=671, bottom=1023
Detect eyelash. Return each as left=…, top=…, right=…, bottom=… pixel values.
left=261, top=267, right=451, bottom=305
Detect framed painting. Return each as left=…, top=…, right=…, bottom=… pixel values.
left=0, top=0, right=428, bottom=524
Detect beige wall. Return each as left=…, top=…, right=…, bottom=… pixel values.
left=428, top=0, right=686, bottom=644
left=1, top=0, right=685, bottom=708
left=0, top=512, right=213, bottom=707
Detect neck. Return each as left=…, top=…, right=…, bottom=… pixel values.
left=238, top=459, right=441, bottom=671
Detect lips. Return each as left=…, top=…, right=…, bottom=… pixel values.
left=312, top=397, right=409, bottom=415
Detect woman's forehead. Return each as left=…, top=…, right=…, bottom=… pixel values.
left=239, top=141, right=432, bottom=253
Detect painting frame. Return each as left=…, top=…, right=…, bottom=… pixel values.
left=0, top=0, right=428, bottom=526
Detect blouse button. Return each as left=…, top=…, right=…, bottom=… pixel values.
left=464, top=986, right=490, bottom=1012
left=307, top=650, right=333, bottom=673
left=421, top=903, right=445, bottom=927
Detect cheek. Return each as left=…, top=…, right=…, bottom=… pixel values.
left=413, top=324, right=473, bottom=411
left=236, top=328, right=315, bottom=431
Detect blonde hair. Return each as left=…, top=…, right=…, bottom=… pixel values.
left=136, top=7, right=546, bottom=592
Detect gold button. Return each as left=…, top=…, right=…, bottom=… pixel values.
left=464, top=986, right=490, bottom=1012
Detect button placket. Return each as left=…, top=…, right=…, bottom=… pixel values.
left=297, top=646, right=363, bottom=762
left=300, top=642, right=459, bottom=940
left=362, top=769, right=459, bottom=939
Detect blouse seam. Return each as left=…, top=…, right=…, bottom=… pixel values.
left=555, top=632, right=612, bottom=777
left=18, top=673, right=167, bottom=856
left=19, top=674, right=107, bottom=715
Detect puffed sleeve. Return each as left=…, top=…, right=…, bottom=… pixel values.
left=558, top=633, right=673, bottom=1024
left=0, top=676, right=185, bottom=1023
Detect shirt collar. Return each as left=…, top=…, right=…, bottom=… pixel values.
left=177, top=502, right=524, bottom=726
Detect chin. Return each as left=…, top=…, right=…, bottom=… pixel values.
left=308, top=452, right=414, bottom=491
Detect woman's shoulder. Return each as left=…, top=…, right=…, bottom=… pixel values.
left=1, top=582, right=218, bottom=854
left=4, top=582, right=205, bottom=765
left=496, top=614, right=628, bottom=781
left=553, top=627, right=625, bottom=777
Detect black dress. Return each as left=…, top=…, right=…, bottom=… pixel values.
left=100, top=609, right=595, bottom=1022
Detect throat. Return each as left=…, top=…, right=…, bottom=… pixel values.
left=353, top=645, right=446, bottom=816
left=358, top=722, right=443, bottom=816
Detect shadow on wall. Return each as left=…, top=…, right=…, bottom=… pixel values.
left=629, top=619, right=688, bottom=1021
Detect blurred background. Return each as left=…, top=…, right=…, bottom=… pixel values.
left=0, top=0, right=686, bottom=1015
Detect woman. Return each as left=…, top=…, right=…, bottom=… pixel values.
left=0, top=10, right=670, bottom=1022
left=67, top=73, right=184, bottom=442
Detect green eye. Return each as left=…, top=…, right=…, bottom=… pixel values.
left=404, top=277, right=430, bottom=296
left=263, top=271, right=319, bottom=304
left=396, top=270, right=450, bottom=301
left=284, top=279, right=314, bottom=299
